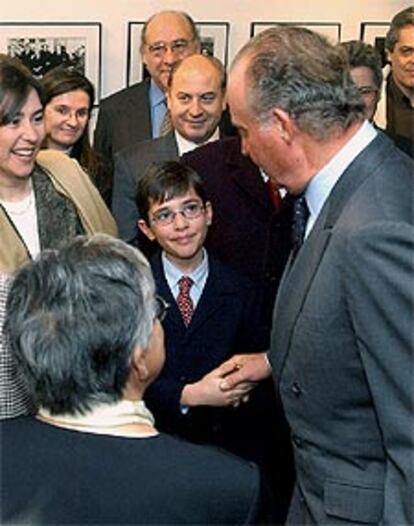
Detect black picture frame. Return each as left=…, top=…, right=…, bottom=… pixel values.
left=126, top=21, right=230, bottom=87
left=250, top=21, right=342, bottom=42
left=0, top=22, right=102, bottom=103
left=360, top=22, right=390, bottom=67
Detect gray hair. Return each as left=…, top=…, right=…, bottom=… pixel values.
left=232, top=26, right=365, bottom=140
left=5, top=235, right=156, bottom=415
left=385, top=7, right=414, bottom=52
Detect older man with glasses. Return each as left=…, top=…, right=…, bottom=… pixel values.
left=94, top=10, right=200, bottom=171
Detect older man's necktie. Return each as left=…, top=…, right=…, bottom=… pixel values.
left=177, top=276, right=194, bottom=326
left=159, top=108, right=173, bottom=136
left=291, top=195, right=310, bottom=259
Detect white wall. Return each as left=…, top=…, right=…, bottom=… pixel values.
left=2, top=0, right=412, bottom=99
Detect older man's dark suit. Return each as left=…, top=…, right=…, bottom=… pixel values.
left=271, top=131, right=414, bottom=525
left=94, top=79, right=152, bottom=166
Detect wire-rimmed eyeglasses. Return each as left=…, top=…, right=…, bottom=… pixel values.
left=151, top=201, right=205, bottom=227
left=146, top=39, right=194, bottom=58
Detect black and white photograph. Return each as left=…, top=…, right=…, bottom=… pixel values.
left=0, top=22, right=101, bottom=101
left=250, top=21, right=342, bottom=43
left=197, top=22, right=230, bottom=66
left=126, top=21, right=230, bottom=86
left=126, top=21, right=146, bottom=86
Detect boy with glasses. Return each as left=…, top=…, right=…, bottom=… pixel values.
left=137, top=160, right=261, bottom=416
left=136, top=160, right=291, bottom=523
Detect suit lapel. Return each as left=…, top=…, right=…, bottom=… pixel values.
left=151, top=253, right=183, bottom=329
left=271, top=131, right=395, bottom=379
left=151, top=253, right=225, bottom=333
left=186, top=264, right=225, bottom=334
left=157, top=132, right=179, bottom=158
left=126, top=80, right=151, bottom=139
left=270, top=227, right=332, bottom=379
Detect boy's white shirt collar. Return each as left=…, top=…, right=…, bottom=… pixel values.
left=161, top=249, right=209, bottom=307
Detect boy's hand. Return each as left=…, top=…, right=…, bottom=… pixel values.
left=181, top=368, right=256, bottom=407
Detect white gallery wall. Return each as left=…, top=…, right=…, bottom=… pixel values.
left=2, top=0, right=412, bottom=100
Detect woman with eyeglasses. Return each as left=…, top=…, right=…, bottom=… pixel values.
left=0, top=55, right=116, bottom=276
left=1, top=234, right=271, bottom=525
left=41, top=66, right=112, bottom=205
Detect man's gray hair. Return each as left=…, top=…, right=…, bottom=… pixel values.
left=232, top=26, right=365, bottom=140
left=385, top=7, right=414, bottom=52
left=5, top=235, right=155, bottom=415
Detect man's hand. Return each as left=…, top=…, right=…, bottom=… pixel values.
left=218, top=353, right=272, bottom=391
left=181, top=368, right=256, bottom=407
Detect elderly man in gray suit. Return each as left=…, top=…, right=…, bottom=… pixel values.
left=112, top=53, right=227, bottom=244
left=217, top=26, right=413, bottom=525
left=94, top=10, right=200, bottom=166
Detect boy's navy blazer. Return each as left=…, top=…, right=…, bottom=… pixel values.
left=145, top=251, right=266, bottom=441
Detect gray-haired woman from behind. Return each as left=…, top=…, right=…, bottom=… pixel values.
left=1, top=234, right=273, bottom=525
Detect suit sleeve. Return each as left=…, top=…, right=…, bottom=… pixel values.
left=345, top=221, right=414, bottom=525
left=111, top=151, right=140, bottom=244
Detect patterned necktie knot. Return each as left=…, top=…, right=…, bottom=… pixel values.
left=177, top=276, right=194, bottom=326
left=291, top=195, right=310, bottom=258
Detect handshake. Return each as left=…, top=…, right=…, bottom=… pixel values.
left=180, top=352, right=272, bottom=408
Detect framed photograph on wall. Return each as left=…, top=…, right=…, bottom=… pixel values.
left=360, top=22, right=390, bottom=67
left=250, top=22, right=341, bottom=43
left=127, top=21, right=145, bottom=87
left=126, top=21, right=230, bottom=87
left=197, top=22, right=230, bottom=67
left=0, top=22, right=102, bottom=103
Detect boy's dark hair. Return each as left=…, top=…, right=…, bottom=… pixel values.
left=136, top=160, right=207, bottom=222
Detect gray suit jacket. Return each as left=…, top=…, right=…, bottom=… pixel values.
left=112, top=132, right=178, bottom=242
left=94, top=79, right=152, bottom=165
left=270, top=131, right=413, bottom=525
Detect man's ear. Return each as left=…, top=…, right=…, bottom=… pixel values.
left=138, top=219, right=156, bottom=241
left=271, top=108, right=295, bottom=144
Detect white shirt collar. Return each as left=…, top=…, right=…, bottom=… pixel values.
left=304, top=120, right=377, bottom=236
left=162, top=248, right=209, bottom=290
left=174, top=128, right=220, bottom=155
